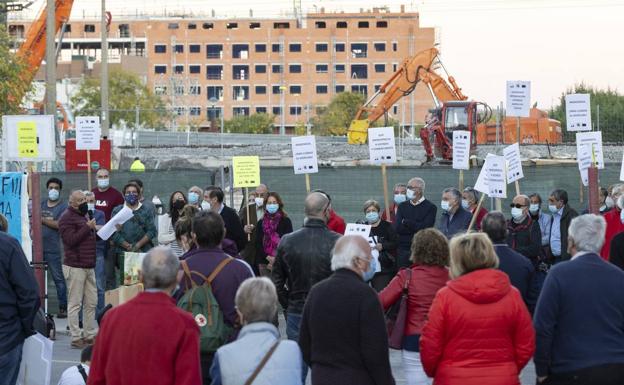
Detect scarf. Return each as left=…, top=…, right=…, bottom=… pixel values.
left=262, top=211, right=283, bottom=257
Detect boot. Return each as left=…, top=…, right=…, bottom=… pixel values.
left=57, top=305, right=67, bottom=319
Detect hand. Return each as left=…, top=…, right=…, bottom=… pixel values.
left=375, top=243, right=383, bottom=251
left=266, top=256, right=275, bottom=270
left=86, top=219, right=97, bottom=230
left=131, top=244, right=141, bottom=252
left=244, top=224, right=255, bottom=234
left=537, top=376, right=547, bottom=383
left=121, top=242, right=132, bottom=251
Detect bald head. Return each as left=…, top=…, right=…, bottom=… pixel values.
left=331, top=235, right=372, bottom=272
left=305, top=192, right=330, bottom=221
left=69, top=190, right=86, bottom=209
left=255, top=184, right=268, bottom=195
left=140, top=246, right=179, bottom=291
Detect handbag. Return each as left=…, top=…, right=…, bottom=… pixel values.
left=244, top=340, right=281, bottom=385
left=385, top=268, right=412, bottom=350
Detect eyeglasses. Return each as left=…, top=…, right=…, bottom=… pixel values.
left=510, top=203, right=527, bottom=209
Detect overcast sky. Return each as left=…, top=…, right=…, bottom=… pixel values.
left=15, top=0, right=624, bottom=108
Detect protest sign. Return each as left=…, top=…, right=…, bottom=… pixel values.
left=486, top=155, right=507, bottom=198
left=503, top=143, right=524, bottom=183
left=368, top=127, right=397, bottom=165
left=2, top=115, right=56, bottom=162
left=506, top=81, right=531, bottom=117
left=565, top=94, right=591, bottom=131
left=0, top=172, right=27, bottom=243
left=233, top=156, right=261, bottom=188
left=97, top=205, right=134, bottom=240
left=123, top=252, right=146, bottom=285
left=291, top=136, right=318, bottom=174
left=76, top=116, right=101, bottom=150
left=576, top=131, right=604, bottom=170
left=452, top=131, right=471, bottom=170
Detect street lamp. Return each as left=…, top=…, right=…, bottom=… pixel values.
left=279, top=85, right=287, bottom=135
left=209, top=96, right=224, bottom=159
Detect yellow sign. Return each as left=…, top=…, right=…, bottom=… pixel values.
left=17, top=121, right=39, bottom=158
left=233, top=156, right=261, bottom=188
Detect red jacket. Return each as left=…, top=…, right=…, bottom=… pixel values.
left=58, top=206, right=96, bottom=268
left=378, top=265, right=449, bottom=335
left=472, top=206, right=488, bottom=231
left=420, top=269, right=535, bottom=385
left=601, top=208, right=624, bottom=260
left=380, top=204, right=398, bottom=224
left=327, top=210, right=346, bottom=234
left=88, top=292, right=201, bottom=385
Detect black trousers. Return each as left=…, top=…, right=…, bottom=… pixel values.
left=543, top=363, right=624, bottom=385
left=200, top=352, right=215, bottom=385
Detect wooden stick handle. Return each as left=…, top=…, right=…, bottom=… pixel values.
left=245, top=187, right=251, bottom=241
left=305, top=174, right=311, bottom=193
left=381, top=164, right=390, bottom=221
left=468, top=193, right=486, bottom=232
left=515, top=180, right=520, bottom=196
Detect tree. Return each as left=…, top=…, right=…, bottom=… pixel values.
left=71, top=69, right=168, bottom=130
left=0, top=26, right=31, bottom=117
left=224, top=113, right=275, bottom=134
left=311, top=92, right=366, bottom=136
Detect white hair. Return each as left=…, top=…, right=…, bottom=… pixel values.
left=331, top=235, right=370, bottom=271
left=235, top=277, right=277, bottom=324
left=408, top=177, right=426, bottom=192
left=568, top=214, right=607, bottom=254
left=612, top=183, right=624, bottom=197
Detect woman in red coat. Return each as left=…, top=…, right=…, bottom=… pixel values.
left=420, top=233, right=535, bottom=385
left=379, top=228, right=450, bottom=385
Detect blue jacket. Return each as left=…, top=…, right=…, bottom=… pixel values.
left=534, top=252, right=624, bottom=376
left=210, top=322, right=302, bottom=385
left=437, top=206, right=472, bottom=239
left=494, top=244, right=537, bottom=309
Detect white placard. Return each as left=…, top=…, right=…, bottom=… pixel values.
left=576, top=131, right=604, bottom=170
left=97, top=205, right=134, bottom=240
left=486, top=155, right=507, bottom=198
left=580, top=168, right=589, bottom=187
left=452, top=130, right=471, bottom=170
left=76, top=116, right=101, bottom=150
left=620, top=152, right=624, bottom=182
left=345, top=223, right=371, bottom=239
left=2, top=115, right=56, bottom=162
left=368, top=126, right=397, bottom=165
left=503, top=143, right=524, bottom=183
left=506, top=80, right=531, bottom=118
left=565, top=94, right=591, bottom=132
left=474, top=154, right=494, bottom=194
left=291, top=135, right=318, bottom=174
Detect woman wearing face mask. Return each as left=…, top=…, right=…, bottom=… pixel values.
left=461, top=187, right=488, bottom=231
left=382, top=183, right=408, bottom=223
left=110, top=183, right=157, bottom=285
left=363, top=200, right=399, bottom=292
left=255, top=192, right=293, bottom=277
left=157, top=191, right=187, bottom=257
left=174, top=205, right=199, bottom=256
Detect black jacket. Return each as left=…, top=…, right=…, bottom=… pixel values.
left=220, top=204, right=247, bottom=253
left=556, top=205, right=579, bottom=261
left=507, top=215, right=542, bottom=260
left=0, top=232, right=40, bottom=355
left=271, top=218, right=341, bottom=313
left=299, top=269, right=395, bottom=385
left=239, top=203, right=260, bottom=266
left=494, top=244, right=538, bottom=310
left=610, top=232, right=624, bottom=270
left=369, top=220, right=399, bottom=274
left=255, top=215, right=293, bottom=267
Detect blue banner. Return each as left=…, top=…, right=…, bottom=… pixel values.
left=0, top=172, right=23, bottom=242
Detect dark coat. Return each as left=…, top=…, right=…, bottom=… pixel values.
left=255, top=214, right=293, bottom=267
left=271, top=218, right=341, bottom=314
left=494, top=244, right=537, bottom=308
left=610, top=232, right=624, bottom=270
left=0, top=233, right=40, bottom=355
left=555, top=205, right=578, bottom=261
left=437, top=207, right=472, bottom=239
left=299, top=269, right=395, bottom=385
left=59, top=206, right=96, bottom=268
left=238, top=203, right=260, bottom=266
left=220, top=204, right=247, bottom=253
left=507, top=216, right=542, bottom=260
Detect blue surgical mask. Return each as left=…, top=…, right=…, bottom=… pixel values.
left=406, top=189, right=416, bottom=200
left=125, top=193, right=139, bottom=206
left=394, top=194, right=407, bottom=204
left=461, top=199, right=470, bottom=210
left=188, top=192, right=199, bottom=204
left=548, top=204, right=558, bottom=214
left=365, top=211, right=379, bottom=223
left=529, top=204, right=540, bottom=214
left=441, top=201, right=450, bottom=212
left=266, top=203, right=279, bottom=214
left=363, top=256, right=377, bottom=282
left=48, top=189, right=60, bottom=201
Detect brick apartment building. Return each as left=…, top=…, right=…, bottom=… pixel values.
left=9, top=6, right=436, bottom=132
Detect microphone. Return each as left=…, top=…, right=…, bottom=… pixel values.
left=88, top=210, right=94, bottom=220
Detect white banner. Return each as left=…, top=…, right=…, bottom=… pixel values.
left=291, top=135, right=319, bottom=174
left=576, top=131, right=604, bottom=170
left=76, top=116, right=101, bottom=150
left=486, top=155, right=507, bottom=198
left=368, top=127, right=397, bottom=165
left=503, top=143, right=524, bottom=183
left=474, top=154, right=494, bottom=195
left=452, top=131, right=471, bottom=170
left=506, top=80, right=531, bottom=118
left=565, top=94, right=591, bottom=132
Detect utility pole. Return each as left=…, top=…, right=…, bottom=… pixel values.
left=45, top=0, right=56, bottom=117
left=101, top=1, right=109, bottom=138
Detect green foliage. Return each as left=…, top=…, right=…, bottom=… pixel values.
left=71, top=69, right=168, bottom=130
left=311, top=92, right=366, bottom=136
left=293, top=122, right=307, bottom=136
left=224, top=113, right=275, bottom=134
left=550, top=83, right=624, bottom=143
left=0, top=26, right=31, bottom=117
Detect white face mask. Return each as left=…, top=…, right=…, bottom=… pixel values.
left=529, top=203, right=540, bottom=214
left=511, top=207, right=524, bottom=220
left=97, top=178, right=109, bottom=189
left=440, top=200, right=450, bottom=212
left=605, top=196, right=615, bottom=209
left=406, top=189, right=416, bottom=200
left=87, top=203, right=95, bottom=212
left=201, top=201, right=211, bottom=211
left=254, top=197, right=264, bottom=207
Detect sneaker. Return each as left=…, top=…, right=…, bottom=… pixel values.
left=57, top=306, right=67, bottom=319
left=71, top=339, right=87, bottom=349
left=83, top=337, right=95, bottom=345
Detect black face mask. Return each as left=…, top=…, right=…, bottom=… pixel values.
left=173, top=200, right=186, bottom=210
left=78, top=202, right=89, bottom=216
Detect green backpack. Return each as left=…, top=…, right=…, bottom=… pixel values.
left=177, top=257, right=233, bottom=354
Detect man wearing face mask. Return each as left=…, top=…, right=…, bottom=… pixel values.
left=437, top=187, right=471, bottom=240
left=58, top=190, right=98, bottom=349
left=528, top=193, right=551, bottom=254
left=41, top=177, right=69, bottom=319
left=239, top=184, right=269, bottom=268
left=601, top=184, right=624, bottom=260
left=204, top=186, right=247, bottom=253
left=298, top=235, right=394, bottom=385
left=85, top=191, right=107, bottom=317
left=381, top=183, right=407, bottom=223
left=188, top=186, right=204, bottom=209
left=609, top=196, right=624, bottom=270
left=507, top=195, right=542, bottom=261
left=462, top=187, right=488, bottom=231
left=547, top=189, right=578, bottom=263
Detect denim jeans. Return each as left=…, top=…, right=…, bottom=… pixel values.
left=95, top=247, right=106, bottom=316
left=286, top=312, right=308, bottom=383
left=43, top=252, right=67, bottom=308
left=0, top=342, right=23, bottom=385
left=402, top=350, right=431, bottom=385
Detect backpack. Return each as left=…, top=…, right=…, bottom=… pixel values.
left=177, top=257, right=233, bottom=354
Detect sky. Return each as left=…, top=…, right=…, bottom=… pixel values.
left=14, top=0, right=624, bottom=109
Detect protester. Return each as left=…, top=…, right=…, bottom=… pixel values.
left=601, top=183, right=624, bottom=260
left=255, top=192, right=293, bottom=276
left=272, top=192, right=341, bottom=341
left=378, top=228, right=449, bottom=385
left=205, top=186, right=247, bottom=252
left=462, top=187, right=487, bottom=231
left=599, top=187, right=613, bottom=214
left=395, top=178, right=437, bottom=268
left=534, top=214, right=624, bottom=384
left=210, top=277, right=303, bottom=385
left=313, top=190, right=346, bottom=234
left=362, top=199, right=398, bottom=291
left=299, top=235, right=395, bottom=385
left=0, top=213, right=7, bottom=232
left=58, top=190, right=98, bottom=348
left=188, top=185, right=204, bottom=208
left=482, top=211, right=536, bottom=309
left=88, top=247, right=202, bottom=385
left=110, top=183, right=157, bottom=285
left=420, top=233, right=535, bottom=385
left=507, top=194, right=541, bottom=260
left=240, top=184, right=269, bottom=267
left=528, top=193, right=551, bottom=253
left=547, top=189, right=578, bottom=262
left=0, top=232, right=40, bottom=385
left=127, top=178, right=156, bottom=220
left=85, top=191, right=107, bottom=317
left=42, top=177, right=69, bottom=319
left=177, top=211, right=253, bottom=383
left=437, top=187, right=471, bottom=239
left=57, top=345, right=92, bottom=385
left=158, top=191, right=187, bottom=257
left=381, top=183, right=408, bottom=223
left=175, top=205, right=200, bottom=254
left=129, top=156, right=145, bottom=172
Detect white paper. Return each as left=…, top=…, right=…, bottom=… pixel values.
left=486, top=155, right=507, bottom=198
left=565, top=94, right=591, bottom=132
left=2, top=115, right=57, bottom=162
left=576, top=131, right=604, bottom=170
left=345, top=223, right=372, bottom=239
left=368, top=126, right=397, bottom=165
left=16, top=333, right=53, bottom=385
left=452, top=130, right=471, bottom=170
left=369, top=236, right=382, bottom=273
left=506, top=80, right=531, bottom=118
left=76, top=116, right=101, bottom=150
left=97, top=205, right=134, bottom=240
left=474, top=154, right=495, bottom=194
left=503, top=143, right=524, bottom=183
left=580, top=168, right=589, bottom=187
left=291, top=135, right=318, bottom=174
left=620, top=152, right=624, bottom=182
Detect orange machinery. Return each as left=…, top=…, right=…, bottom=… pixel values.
left=476, top=108, right=562, bottom=145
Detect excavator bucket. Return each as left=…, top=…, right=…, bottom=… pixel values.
left=347, top=119, right=370, bottom=144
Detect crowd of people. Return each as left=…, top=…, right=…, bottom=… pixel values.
left=2, top=170, right=624, bottom=385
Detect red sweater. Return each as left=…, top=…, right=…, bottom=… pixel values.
left=327, top=210, right=346, bottom=234
left=88, top=292, right=201, bottom=385
left=58, top=207, right=96, bottom=268
left=601, top=208, right=624, bottom=260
